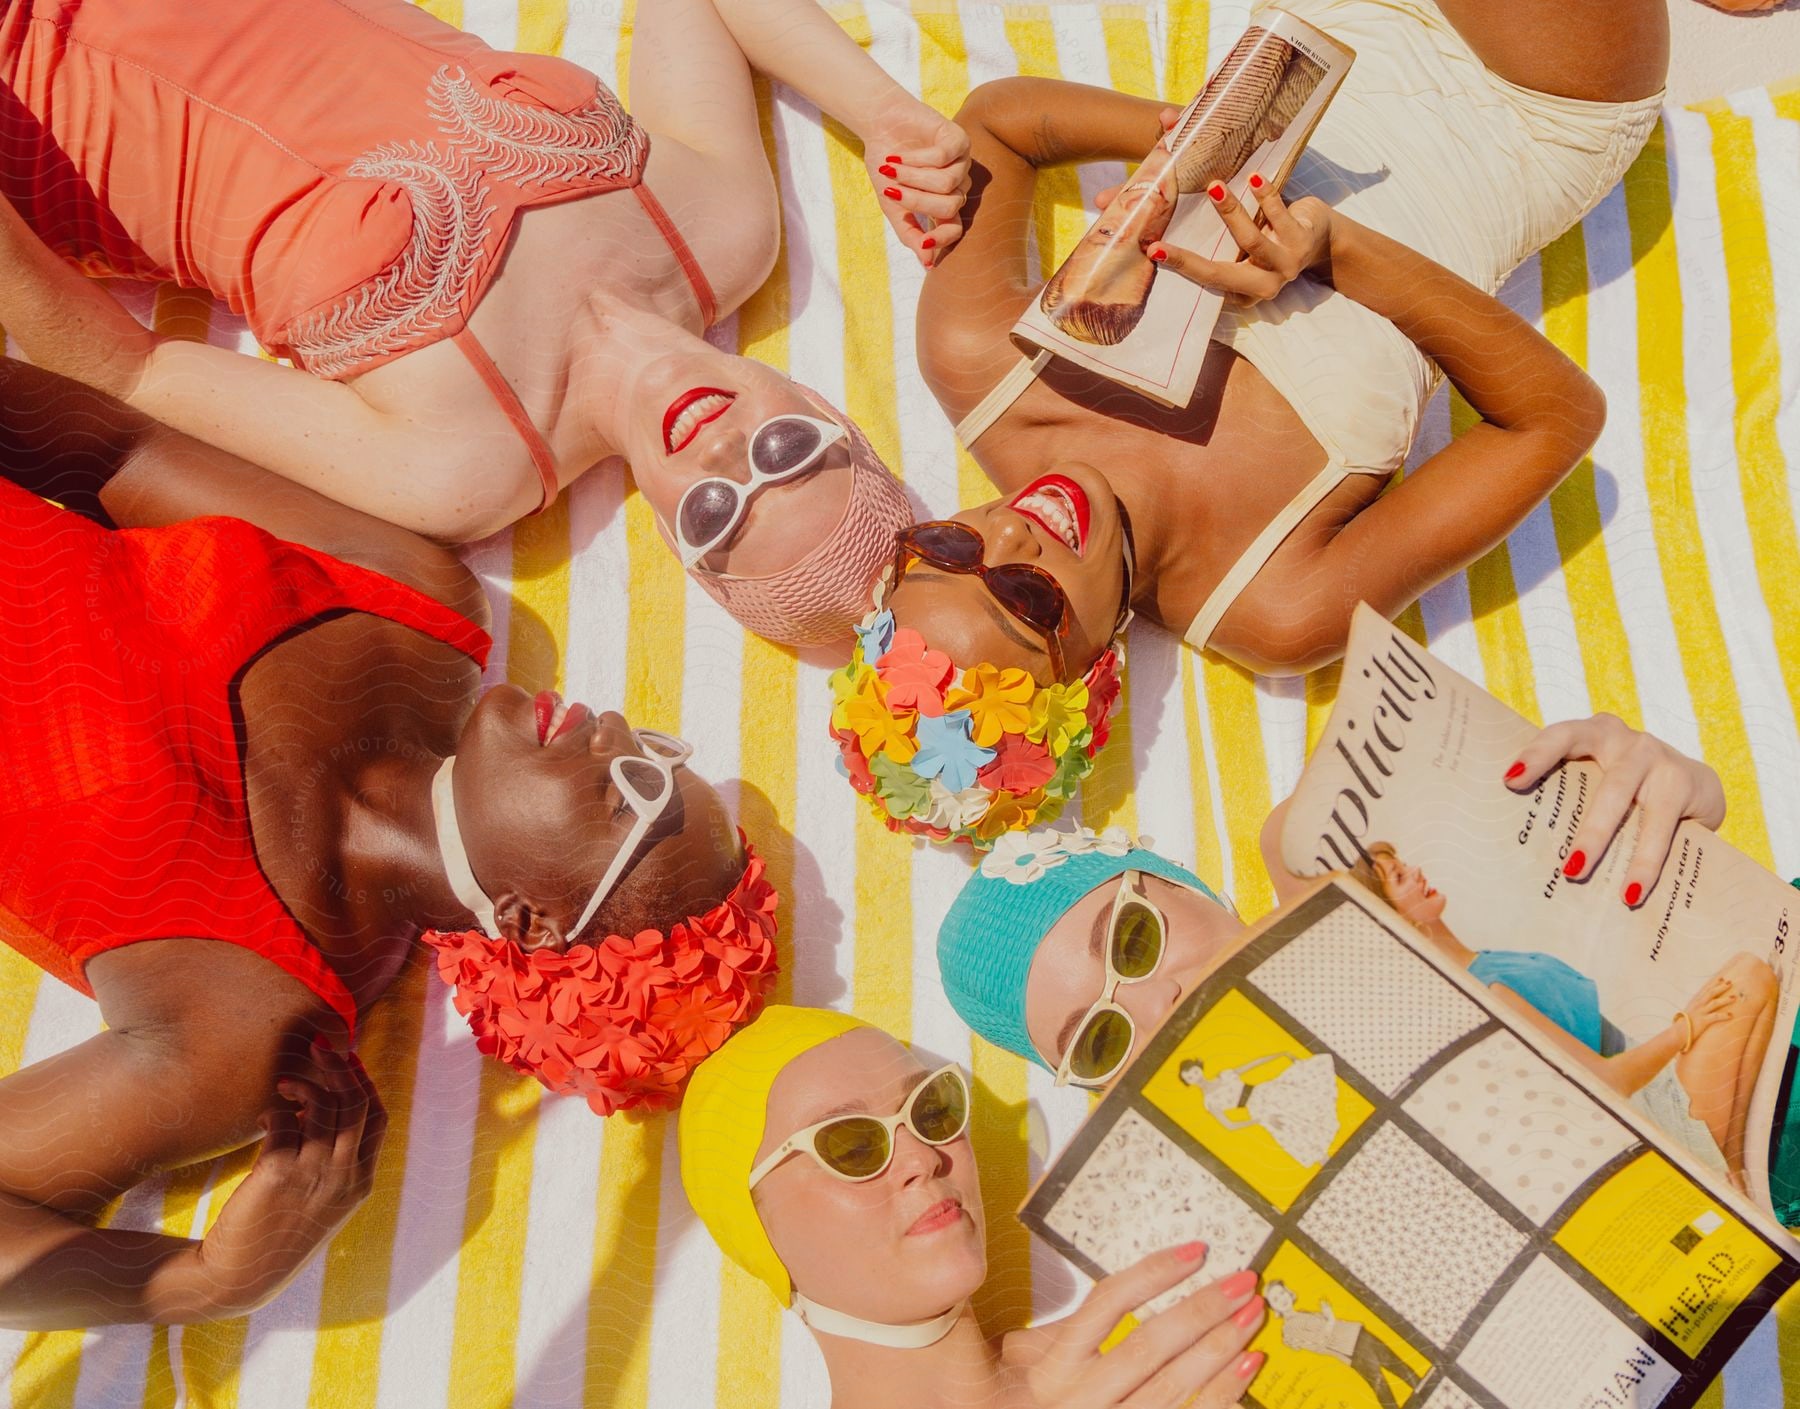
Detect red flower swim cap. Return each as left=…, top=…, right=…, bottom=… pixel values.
left=421, top=836, right=779, bottom=1116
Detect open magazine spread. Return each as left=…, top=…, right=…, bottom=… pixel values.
left=1279, top=604, right=1800, bottom=1217
left=1009, top=8, right=1353, bottom=408
left=1019, top=880, right=1800, bottom=1409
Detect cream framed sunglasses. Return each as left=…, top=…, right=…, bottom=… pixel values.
left=1049, top=870, right=1167, bottom=1088
left=674, top=414, right=848, bottom=569
left=567, top=729, right=693, bottom=942
left=748, top=1065, right=970, bottom=1187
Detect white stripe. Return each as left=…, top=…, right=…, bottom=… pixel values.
left=647, top=1121, right=723, bottom=1409
left=1579, top=172, right=1704, bottom=760
left=372, top=987, right=485, bottom=1409
left=1666, top=109, right=1800, bottom=858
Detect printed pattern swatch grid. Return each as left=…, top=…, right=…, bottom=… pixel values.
left=0, top=1, right=1798, bottom=1406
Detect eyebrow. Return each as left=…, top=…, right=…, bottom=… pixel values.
left=797, top=1069, right=929, bottom=1128
left=901, top=571, right=1045, bottom=660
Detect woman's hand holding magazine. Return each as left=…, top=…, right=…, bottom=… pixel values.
left=1144, top=179, right=1332, bottom=306
left=1503, top=713, right=1727, bottom=907
left=999, top=1243, right=1267, bottom=1407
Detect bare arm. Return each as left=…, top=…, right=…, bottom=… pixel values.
left=1158, top=189, right=1602, bottom=674
left=918, top=79, right=1170, bottom=422
left=0, top=359, right=487, bottom=628
left=0, top=1027, right=381, bottom=1329
left=0, top=197, right=512, bottom=542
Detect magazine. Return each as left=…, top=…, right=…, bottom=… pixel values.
left=1009, top=9, right=1354, bottom=409
left=1019, top=877, right=1799, bottom=1409
left=1277, top=604, right=1800, bottom=1215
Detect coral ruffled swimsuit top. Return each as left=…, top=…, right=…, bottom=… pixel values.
left=0, top=0, right=716, bottom=509
left=0, top=481, right=491, bottom=1037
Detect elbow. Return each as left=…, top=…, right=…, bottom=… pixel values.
left=1559, top=370, right=1607, bottom=467
left=410, top=456, right=540, bottom=545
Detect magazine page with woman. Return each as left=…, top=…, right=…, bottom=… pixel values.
left=1272, top=604, right=1799, bottom=1215
left=1010, top=8, right=1353, bottom=406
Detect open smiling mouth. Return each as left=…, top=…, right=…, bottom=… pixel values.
left=1010, top=475, right=1091, bottom=555
left=663, top=388, right=736, bottom=454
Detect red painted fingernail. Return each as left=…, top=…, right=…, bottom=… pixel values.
left=879, top=164, right=898, bottom=179
left=883, top=186, right=902, bottom=201
left=1564, top=850, right=1587, bottom=878
left=1208, top=182, right=1227, bottom=201
left=1249, top=172, right=1265, bottom=189
left=1232, top=1295, right=1265, bottom=1329
left=1175, top=1241, right=1208, bottom=1262
left=1505, top=761, right=1526, bottom=781
left=922, top=236, right=936, bottom=249
left=884, top=153, right=902, bottom=163
left=1624, top=881, right=1643, bottom=906
left=1236, top=1351, right=1265, bottom=1379
left=1150, top=247, right=1168, bottom=262
left=1219, top=1269, right=1258, bottom=1298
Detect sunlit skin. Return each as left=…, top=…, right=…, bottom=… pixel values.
left=748, top=1023, right=1271, bottom=1409
left=625, top=351, right=856, bottom=578
left=452, top=688, right=743, bottom=951
left=0, top=360, right=746, bottom=1331
left=883, top=460, right=1128, bottom=686
left=753, top=1027, right=988, bottom=1327
left=1024, top=873, right=1247, bottom=1074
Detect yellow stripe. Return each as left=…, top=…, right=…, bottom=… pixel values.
left=716, top=70, right=793, bottom=1409
left=306, top=964, right=435, bottom=1409
left=824, top=4, right=913, bottom=1039
left=1179, top=651, right=1223, bottom=890
left=1706, top=111, right=1800, bottom=820
left=180, top=1151, right=255, bottom=1409
left=1623, top=125, right=1773, bottom=867
left=8, top=1329, right=80, bottom=1409
left=415, top=0, right=462, bottom=29
left=968, top=1036, right=1033, bottom=1334
left=1101, top=7, right=1157, bottom=99
left=0, top=948, right=40, bottom=1079
left=589, top=2, right=677, bottom=1372
left=143, top=1326, right=177, bottom=1409
left=1779, top=1279, right=1800, bottom=1408
left=912, top=3, right=988, bottom=513
left=1538, top=224, right=1642, bottom=724
left=1451, top=390, right=1541, bottom=722
left=514, top=0, right=567, bottom=58
left=1201, top=657, right=1273, bottom=917
left=1163, top=0, right=1211, bottom=106
left=1002, top=15, right=1084, bottom=281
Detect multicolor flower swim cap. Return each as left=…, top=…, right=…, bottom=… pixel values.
left=827, top=598, right=1123, bottom=849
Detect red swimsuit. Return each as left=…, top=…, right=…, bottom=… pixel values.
left=0, top=481, right=490, bottom=1035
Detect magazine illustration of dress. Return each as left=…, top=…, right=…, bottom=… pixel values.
left=1350, top=843, right=1781, bottom=1191
left=1038, top=30, right=1327, bottom=346
left=1266, top=1281, right=1421, bottom=1409
left=1180, top=1050, right=1341, bottom=1166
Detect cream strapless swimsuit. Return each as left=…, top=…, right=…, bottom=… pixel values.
left=955, top=0, right=1662, bottom=650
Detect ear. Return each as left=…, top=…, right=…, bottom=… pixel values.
left=491, top=892, right=570, bottom=953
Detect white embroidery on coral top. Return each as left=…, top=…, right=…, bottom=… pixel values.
left=285, top=65, right=649, bottom=377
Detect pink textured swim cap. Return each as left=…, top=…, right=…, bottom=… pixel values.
left=687, top=389, right=913, bottom=647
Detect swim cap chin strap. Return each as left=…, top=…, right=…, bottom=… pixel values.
left=433, top=756, right=501, bottom=936
left=791, top=1293, right=969, bottom=1349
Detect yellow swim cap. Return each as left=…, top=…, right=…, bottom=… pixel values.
left=678, top=1005, right=871, bottom=1305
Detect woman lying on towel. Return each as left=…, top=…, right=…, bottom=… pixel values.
left=0, top=363, right=776, bottom=1331
left=681, top=1005, right=1271, bottom=1408
left=939, top=717, right=1735, bottom=1096
left=900, top=0, right=1666, bottom=678
left=0, top=0, right=965, bottom=643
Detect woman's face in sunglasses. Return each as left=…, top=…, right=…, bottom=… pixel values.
left=753, top=1028, right=987, bottom=1326
left=1024, top=872, right=1248, bottom=1079
left=883, top=462, right=1131, bottom=686
left=452, top=685, right=744, bottom=950
left=630, top=352, right=854, bottom=577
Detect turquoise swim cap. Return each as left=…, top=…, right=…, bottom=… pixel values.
left=936, top=828, right=1217, bottom=1066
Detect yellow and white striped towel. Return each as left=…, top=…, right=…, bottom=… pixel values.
left=2, top=2, right=1798, bottom=1405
